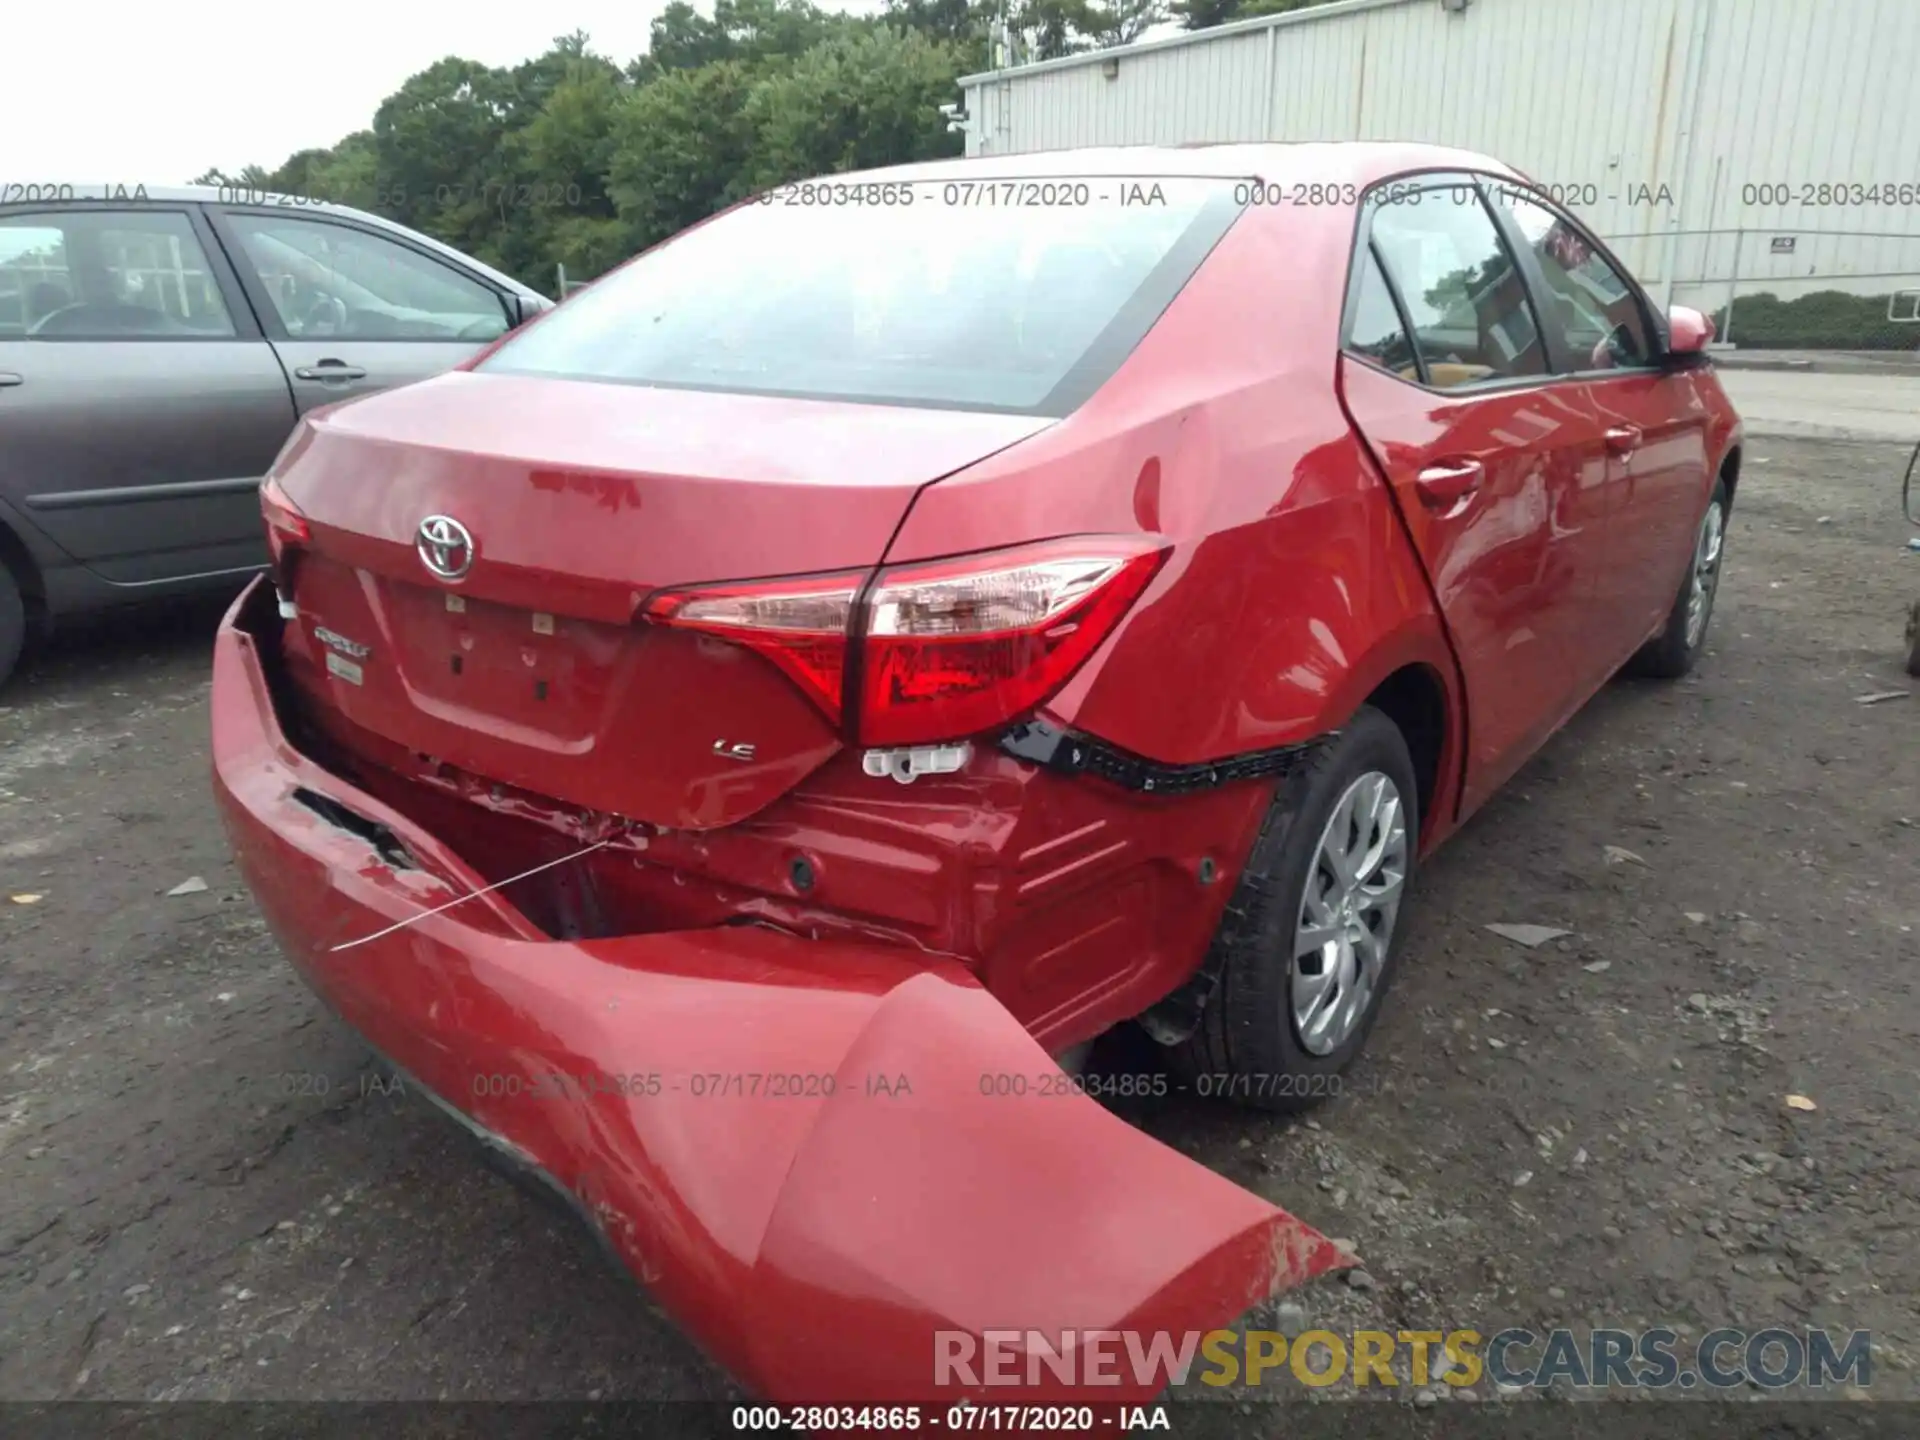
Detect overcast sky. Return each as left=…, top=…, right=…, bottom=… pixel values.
left=2, top=0, right=883, bottom=185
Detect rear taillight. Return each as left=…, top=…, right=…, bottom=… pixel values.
left=858, top=540, right=1166, bottom=745
left=642, top=571, right=860, bottom=723
left=643, top=537, right=1167, bottom=747
left=260, top=476, right=310, bottom=574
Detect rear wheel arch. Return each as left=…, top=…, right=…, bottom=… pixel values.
left=0, top=519, right=41, bottom=686
left=1361, top=663, right=1449, bottom=839
left=1137, top=655, right=1458, bottom=1058
left=1164, top=703, right=1421, bottom=1106
left=1719, top=444, right=1742, bottom=507
left=0, top=518, right=45, bottom=604
left=1304, top=617, right=1465, bottom=847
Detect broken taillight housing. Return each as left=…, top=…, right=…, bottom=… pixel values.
left=260, top=476, right=310, bottom=580
left=643, top=536, right=1167, bottom=746
left=642, top=572, right=859, bottom=722
left=858, top=540, right=1167, bottom=745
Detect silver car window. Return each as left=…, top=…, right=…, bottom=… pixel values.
left=0, top=210, right=235, bottom=338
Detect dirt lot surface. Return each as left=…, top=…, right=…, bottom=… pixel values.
left=1, top=435, right=1916, bottom=1412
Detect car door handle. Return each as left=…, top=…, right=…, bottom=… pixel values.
left=1414, top=459, right=1484, bottom=509
left=1604, top=425, right=1643, bottom=456
left=0, top=372, right=23, bottom=388
left=294, top=363, right=367, bottom=382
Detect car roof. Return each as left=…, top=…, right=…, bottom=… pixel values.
left=853, top=141, right=1526, bottom=191
left=10, top=183, right=545, bottom=301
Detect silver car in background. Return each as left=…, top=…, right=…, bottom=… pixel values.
left=0, top=183, right=552, bottom=686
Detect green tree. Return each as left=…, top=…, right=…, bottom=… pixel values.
left=1173, top=0, right=1320, bottom=30
left=189, top=163, right=270, bottom=189
left=739, top=27, right=967, bottom=190
left=720, top=0, right=862, bottom=66
left=884, top=0, right=990, bottom=65
left=369, top=56, right=523, bottom=241
left=511, top=29, right=602, bottom=108
left=494, top=50, right=631, bottom=280
left=304, top=133, right=382, bottom=211
left=635, top=0, right=857, bottom=79
left=607, top=61, right=759, bottom=253
left=260, top=150, right=336, bottom=196
left=198, top=13, right=997, bottom=291
left=1242, top=0, right=1322, bottom=13
left=1008, top=0, right=1100, bottom=60
left=1083, top=0, right=1167, bottom=46
left=638, top=2, right=730, bottom=75
left=1169, top=0, right=1240, bottom=28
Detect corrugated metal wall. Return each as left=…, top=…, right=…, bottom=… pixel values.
left=960, top=0, right=1920, bottom=310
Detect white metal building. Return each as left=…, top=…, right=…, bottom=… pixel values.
left=956, top=0, right=1920, bottom=334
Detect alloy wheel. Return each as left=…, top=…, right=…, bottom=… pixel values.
left=1685, top=499, right=1726, bottom=649
left=1291, top=770, right=1409, bottom=1056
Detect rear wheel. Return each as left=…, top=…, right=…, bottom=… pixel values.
left=1906, top=598, right=1920, bottom=678
left=1628, top=477, right=1729, bottom=679
left=1174, top=705, right=1418, bottom=1112
left=0, top=560, right=25, bottom=692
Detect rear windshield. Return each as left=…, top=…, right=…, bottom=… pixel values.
left=479, top=175, right=1247, bottom=416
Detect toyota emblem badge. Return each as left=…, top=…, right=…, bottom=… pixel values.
left=416, top=515, right=475, bottom=581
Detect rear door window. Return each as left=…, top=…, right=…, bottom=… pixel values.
left=1345, top=246, right=1422, bottom=379
left=479, top=177, right=1248, bottom=416
left=223, top=213, right=511, bottom=342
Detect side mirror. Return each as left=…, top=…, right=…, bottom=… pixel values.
left=1666, top=305, right=1715, bottom=356
left=505, top=292, right=555, bottom=330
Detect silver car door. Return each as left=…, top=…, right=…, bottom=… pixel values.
left=0, top=202, right=297, bottom=583
left=207, top=208, right=516, bottom=414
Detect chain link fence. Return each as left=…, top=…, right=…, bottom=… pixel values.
left=1607, top=227, right=1920, bottom=353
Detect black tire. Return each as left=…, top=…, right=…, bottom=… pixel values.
left=0, top=559, right=25, bottom=692
left=1628, top=477, right=1730, bottom=680
left=1173, top=705, right=1419, bottom=1113
left=1905, top=599, right=1920, bottom=679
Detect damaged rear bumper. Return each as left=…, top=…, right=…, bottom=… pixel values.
left=210, top=577, right=1346, bottom=1403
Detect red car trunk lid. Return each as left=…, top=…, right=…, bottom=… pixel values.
left=273, top=372, right=1052, bottom=828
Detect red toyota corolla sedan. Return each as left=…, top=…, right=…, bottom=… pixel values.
left=212, top=143, right=1740, bottom=1402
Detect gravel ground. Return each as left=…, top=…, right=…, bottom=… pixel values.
left=1, top=435, right=1916, bottom=1409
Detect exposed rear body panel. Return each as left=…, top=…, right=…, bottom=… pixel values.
left=274, top=372, right=1052, bottom=827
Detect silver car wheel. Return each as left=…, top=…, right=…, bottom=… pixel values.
left=1685, top=498, right=1726, bottom=650
left=1291, top=770, right=1409, bottom=1056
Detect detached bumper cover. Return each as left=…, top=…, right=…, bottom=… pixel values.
left=211, top=579, right=1346, bottom=1403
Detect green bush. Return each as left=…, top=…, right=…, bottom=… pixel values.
left=1714, top=289, right=1920, bottom=351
